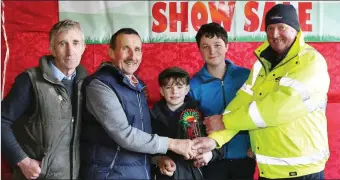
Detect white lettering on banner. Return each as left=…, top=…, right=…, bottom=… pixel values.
left=255, top=149, right=330, bottom=166
left=249, top=101, right=267, bottom=128
left=59, top=1, right=340, bottom=43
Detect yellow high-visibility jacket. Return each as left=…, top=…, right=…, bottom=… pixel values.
left=209, top=31, right=330, bottom=178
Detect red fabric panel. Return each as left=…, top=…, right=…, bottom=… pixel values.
left=1, top=29, right=6, bottom=85
left=1, top=1, right=339, bottom=179
left=325, top=103, right=340, bottom=179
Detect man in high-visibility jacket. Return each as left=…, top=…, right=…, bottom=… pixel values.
left=193, top=4, right=330, bottom=179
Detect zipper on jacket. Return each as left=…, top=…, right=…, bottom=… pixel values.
left=144, top=155, right=149, bottom=179
left=136, top=93, right=144, bottom=131
left=106, top=146, right=120, bottom=179
left=254, top=53, right=268, bottom=75
left=221, top=80, right=226, bottom=108
left=221, top=80, right=228, bottom=159
left=70, top=117, right=74, bottom=180
left=197, top=167, right=204, bottom=179
left=136, top=92, right=149, bottom=179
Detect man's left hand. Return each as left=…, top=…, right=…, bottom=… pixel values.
left=158, top=156, right=176, bottom=177
left=203, top=115, right=225, bottom=134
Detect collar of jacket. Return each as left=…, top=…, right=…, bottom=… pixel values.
left=97, top=61, right=146, bottom=92
left=254, top=30, right=305, bottom=69
left=197, top=59, right=237, bottom=83
left=40, top=55, right=88, bottom=84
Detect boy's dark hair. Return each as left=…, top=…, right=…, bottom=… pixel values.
left=158, top=67, right=190, bottom=87
left=109, top=28, right=140, bottom=49
left=195, top=22, right=228, bottom=47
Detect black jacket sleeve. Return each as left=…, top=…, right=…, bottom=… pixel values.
left=1, top=72, right=34, bottom=165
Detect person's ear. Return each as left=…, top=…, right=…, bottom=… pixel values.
left=160, top=87, right=165, bottom=97
left=81, top=42, right=86, bottom=55
left=49, top=46, right=56, bottom=57
left=185, top=85, right=190, bottom=95
left=108, top=48, right=115, bottom=60
left=224, top=44, right=228, bottom=53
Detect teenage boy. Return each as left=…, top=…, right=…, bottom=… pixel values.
left=189, top=22, right=255, bottom=179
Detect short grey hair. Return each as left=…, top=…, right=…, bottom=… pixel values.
left=49, top=19, right=85, bottom=48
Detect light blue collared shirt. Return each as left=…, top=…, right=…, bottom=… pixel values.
left=48, top=60, right=76, bottom=81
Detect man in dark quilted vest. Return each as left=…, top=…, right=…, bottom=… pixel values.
left=1, top=19, right=88, bottom=179
left=79, top=28, right=197, bottom=179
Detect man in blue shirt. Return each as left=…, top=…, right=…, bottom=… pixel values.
left=189, top=22, right=256, bottom=179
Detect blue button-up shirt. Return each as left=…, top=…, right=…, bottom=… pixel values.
left=49, top=60, right=76, bottom=81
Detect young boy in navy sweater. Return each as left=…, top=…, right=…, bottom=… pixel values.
left=151, top=67, right=220, bottom=180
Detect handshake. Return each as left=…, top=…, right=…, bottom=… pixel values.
left=167, top=114, right=225, bottom=160
left=168, top=137, right=217, bottom=160
left=160, top=137, right=218, bottom=177
left=168, top=114, right=225, bottom=158
left=159, top=115, right=226, bottom=177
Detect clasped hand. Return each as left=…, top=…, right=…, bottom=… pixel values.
left=203, top=114, right=225, bottom=134
left=157, top=151, right=213, bottom=177
left=159, top=137, right=217, bottom=176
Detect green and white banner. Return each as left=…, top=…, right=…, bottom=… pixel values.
left=59, top=1, right=340, bottom=44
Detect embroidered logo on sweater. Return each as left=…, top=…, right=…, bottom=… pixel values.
left=179, top=109, right=202, bottom=139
